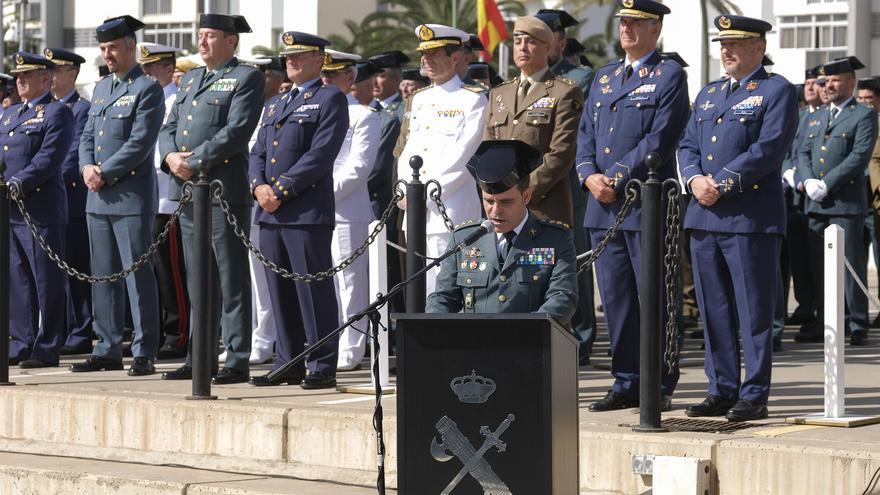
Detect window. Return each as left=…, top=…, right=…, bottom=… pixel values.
left=143, top=22, right=195, bottom=51
left=778, top=13, right=847, bottom=49
left=144, top=0, right=172, bottom=15
left=65, top=28, right=98, bottom=48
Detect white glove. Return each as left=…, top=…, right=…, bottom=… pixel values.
left=782, top=168, right=796, bottom=189
left=804, top=178, right=828, bottom=201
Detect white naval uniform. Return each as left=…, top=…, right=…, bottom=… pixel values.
left=396, top=75, right=487, bottom=295
left=334, top=93, right=381, bottom=367
left=156, top=82, right=178, bottom=214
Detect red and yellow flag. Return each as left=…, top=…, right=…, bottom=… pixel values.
left=477, top=0, right=508, bottom=62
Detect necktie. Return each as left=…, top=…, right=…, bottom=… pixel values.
left=500, top=231, right=516, bottom=262
left=515, top=79, right=531, bottom=114
left=624, top=65, right=633, bottom=82
left=18, top=103, right=28, bottom=116
left=110, top=78, right=118, bottom=93
left=730, top=80, right=740, bottom=95
left=830, top=107, right=840, bottom=121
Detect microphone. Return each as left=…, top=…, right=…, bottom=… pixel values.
left=457, top=219, right=495, bottom=247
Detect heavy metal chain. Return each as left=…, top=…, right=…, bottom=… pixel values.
left=9, top=182, right=193, bottom=283
left=577, top=185, right=638, bottom=274
left=426, top=180, right=455, bottom=232
left=216, top=180, right=405, bottom=282
left=663, top=185, right=682, bottom=373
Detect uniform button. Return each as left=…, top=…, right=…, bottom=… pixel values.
left=513, top=119, right=519, bottom=125
left=711, top=136, right=717, bottom=143
left=531, top=120, right=537, bottom=124
left=187, top=115, right=193, bottom=121
left=753, top=184, right=759, bottom=190
left=271, top=177, right=276, bottom=181
left=35, top=187, right=40, bottom=192
left=7, top=132, right=11, bottom=137
left=636, top=102, right=641, bottom=108
left=716, top=117, right=722, bottom=124
left=130, top=170, right=135, bottom=175
left=183, top=130, right=189, bottom=136
left=283, top=191, right=289, bottom=196
left=298, top=119, right=304, bottom=124
left=181, top=146, right=187, bottom=151
left=466, top=278, right=472, bottom=285
left=819, top=158, right=825, bottom=164
left=98, top=130, right=104, bottom=136
left=499, top=275, right=507, bottom=282
left=611, top=105, right=617, bottom=112
left=96, top=146, right=102, bottom=151
left=275, top=123, right=281, bottom=129
left=739, top=117, right=746, bottom=123
left=821, top=146, right=827, bottom=151
left=819, top=171, right=825, bottom=177
left=532, top=274, right=540, bottom=281
left=192, top=100, right=198, bottom=106
left=2, top=145, right=6, bottom=151
left=271, top=158, right=277, bottom=164
left=707, top=154, right=714, bottom=161
left=273, top=140, right=279, bottom=146
left=97, top=161, right=102, bottom=165
left=373, top=192, right=378, bottom=198
left=198, top=159, right=203, bottom=165
left=604, top=147, right=611, bottom=155
left=498, top=294, right=507, bottom=302
left=224, top=159, right=229, bottom=164
left=71, top=182, right=76, bottom=187
left=609, top=127, right=614, bottom=133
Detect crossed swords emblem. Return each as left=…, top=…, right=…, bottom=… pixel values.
left=431, top=413, right=516, bottom=495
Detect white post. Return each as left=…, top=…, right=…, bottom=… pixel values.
left=823, top=225, right=845, bottom=419
left=368, top=220, right=390, bottom=387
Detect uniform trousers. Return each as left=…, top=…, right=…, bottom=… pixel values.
left=589, top=229, right=679, bottom=398
left=260, top=224, right=339, bottom=375
left=690, top=230, right=780, bottom=404
left=332, top=221, right=370, bottom=364
left=179, top=203, right=252, bottom=372
left=807, top=214, right=868, bottom=333
left=64, top=216, right=92, bottom=349
left=570, top=203, right=597, bottom=358
left=425, top=232, right=450, bottom=297
left=153, top=215, right=189, bottom=349
left=87, top=214, right=159, bottom=360
left=249, top=211, right=276, bottom=357
left=10, top=223, right=66, bottom=363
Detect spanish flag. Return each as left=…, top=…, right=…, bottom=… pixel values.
left=477, top=0, right=508, bottom=62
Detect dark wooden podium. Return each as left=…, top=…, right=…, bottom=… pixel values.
left=395, top=314, right=579, bottom=494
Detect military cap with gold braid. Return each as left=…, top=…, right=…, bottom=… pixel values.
left=413, top=24, right=468, bottom=51
left=614, top=0, right=671, bottom=20
left=43, top=47, right=85, bottom=67
left=322, top=49, right=361, bottom=72
left=711, top=14, right=772, bottom=41
left=137, top=42, right=179, bottom=65
left=279, top=31, right=332, bottom=56
left=10, top=51, right=55, bottom=74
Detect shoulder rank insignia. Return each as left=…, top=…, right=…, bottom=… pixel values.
left=639, top=67, right=649, bottom=78
left=707, top=86, right=717, bottom=94
left=614, top=66, right=622, bottom=77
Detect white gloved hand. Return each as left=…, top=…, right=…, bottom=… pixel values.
left=782, top=168, right=796, bottom=189
left=804, top=178, right=828, bottom=201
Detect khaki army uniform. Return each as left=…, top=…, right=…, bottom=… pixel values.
left=484, top=70, right=583, bottom=225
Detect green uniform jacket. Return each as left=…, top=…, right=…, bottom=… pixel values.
left=158, top=57, right=265, bottom=206
left=426, top=213, right=578, bottom=323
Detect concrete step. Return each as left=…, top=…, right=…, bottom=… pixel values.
left=0, top=451, right=391, bottom=494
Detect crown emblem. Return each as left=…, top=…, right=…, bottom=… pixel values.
left=44, top=48, right=53, bottom=59
left=323, top=53, right=332, bottom=66
left=450, top=370, right=496, bottom=404
left=140, top=45, right=150, bottom=58
left=818, top=66, right=825, bottom=76
left=282, top=32, right=294, bottom=46
left=419, top=24, right=435, bottom=41
left=718, top=16, right=732, bottom=29
left=14, top=53, right=23, bottom=65
left=622, top=0, right=634, bottom=8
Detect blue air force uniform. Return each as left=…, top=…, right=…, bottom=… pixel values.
left=575, top=42, right=689, bottom=399
left=79, top=61, right=164, bottom=361
left=248, top=32, right=348, bottom=380
left=45, top=47, right=94, bottom=352
left=678, top=18, right=798, bottom=409
left=796, top=58, right=878, bottom=343
left=2, top=54, right=74, bottom=365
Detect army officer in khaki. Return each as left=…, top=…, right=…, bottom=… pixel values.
left=483, top=15, right=583, bottom=226
left=427, top=140, right=578, bottom=322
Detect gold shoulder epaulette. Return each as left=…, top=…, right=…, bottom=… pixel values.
left=462, top=83, right=487, bottom=93
left=555, top=75, right=575, bottom=85
left=498, top=78, right=516, bottom=87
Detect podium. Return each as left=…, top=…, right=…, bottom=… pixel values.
left=395, top=314, right=579, bottom=494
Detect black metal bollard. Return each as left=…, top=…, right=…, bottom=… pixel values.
left=634, top=152, right=666, bottom=432
left=405, top=156, right=426, bottom=313
left=187, top=166, right=216, bottom=400
left=0, top=160, right=10, bottom=385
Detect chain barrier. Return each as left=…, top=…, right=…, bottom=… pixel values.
left=9, top=182, right=193, bottom=284
left=577, top=185, right=638, bottom=275
left=426, top=180, right=455, bottom=232
left=663, top=184, right=682, bottom=374
left=218, top=180, right=405, bottom=282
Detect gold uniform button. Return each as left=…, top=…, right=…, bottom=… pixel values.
left=2, top=145, right=7, bottom=151
left=224, top=159, right=229, bottom=164
left=187, top=115, right=193, bottom=121
left=98, top=130, right=104, bottom=136
left=819, top=171, right=825, bottom=177
left=298, top=119, right=304, bottom=124
left=283, top=191, right=289, bottom=196
left=711, top=136, right=717, bottom=143
left=35, top=188, right=40, bottom=192
left=183, top=130, right=189, bottom=136
left=273, top=140, right=279, bottom=146
left=739, top=117, right=746, bottom=123
left=7, top=132, right=11, bottom=137
left=270, top=177, right=276, bottom=182
left=819, top=158, right=825, bottom=164
left=611, top=105, right=617, bottom=112
left=96, top=161, right=102, bottom=165
left=609, top=127, right=614, bottom=133
left=130, top=170, right=135, bottom=175
left=499, top=275, right=507, bottom=282
left=71, top=182, right=76, bottom=187
left=716, top=117, right=722, bottom=124
left=181, top=146, right=187, bottom=151
left=96, top=146, right=102, bottom=151
left=636, top=102, right=641, bottom=108
left=753, top=184, right=759, bottom=190
left=707, top=154, right=714, bottom=161
left=275, top=123, right=281, bottom=129
left=532, top=274, right=540, bottom=281
left=271, top=158, right=277, bottom=164
left=498, top=294, right=507, bottom=303
left=513, top=119, right=519, bottom=125
left=532, top=119, right=538, bottom=124
left=821, top=146, right=827, bottom=151
left=192, top=100, right=198, bottom=106
left=373, top=192, right=378, bottom=198
left=117, top=114, right=122, bottom=118
left=604, top=147, right=611, bottom=155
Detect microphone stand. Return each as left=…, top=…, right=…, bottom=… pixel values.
left=265, top=225, right=491, bottom=495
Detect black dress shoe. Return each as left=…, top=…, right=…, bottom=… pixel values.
left=660, top=395, right=672, bottom=412
left=156, top=344, right=187, bottom=360
left=685, top=395, right=737, bottom=417
left=851, top=330, right=869, bottom=346
left=69, top=355, right=124, bottom=372
left=871, top=315, right=880, bottom=329
left=795, top=320, right=823, bottom=343
left=301, top=371, right=337, bottom=390
left=60, top=345, right=92, bottom=355
left=785, top=311, right=813, bottom=326
left=122, top=343, right=132, bottom=358
left=212, top=367, right=249, bottom=385
left=249, top=368, right=306, bottom=386
left=725, top=399, right=768, bottom=421
left=773, top=336, right=783, bottom=352
left=589, top=390, right=638, bottom=412
left=688, top=329, right=704, bottom=339
left=127, top=357, right=155, bottom=376
left=19, top=359, right=57, bottom=369
left=162, top=365, right=192, bottom=380
left=8, top=358, right=20, bottom=366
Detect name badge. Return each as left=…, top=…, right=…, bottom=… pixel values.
left=210, top=78, right=237, bottom=92
left=518, top=247, right=555, bottom=266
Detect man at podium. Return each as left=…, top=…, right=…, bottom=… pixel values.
left=426, top=140, right=578, bottom=322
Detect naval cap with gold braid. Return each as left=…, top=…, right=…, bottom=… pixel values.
left=279, top=31, right=331, bottom=56
left=413, top=24, right=468, bottom=51
left=711, top=14, right=772, bottom=41
left=137, top=42, right=179, bottom=65
left=43, top=47, right=85, bottom=67
left=321, top=49, right=361, bottom=72
left=614, top=0, right=670, bottom=20
left=10, top=51, right=55, bottom=74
